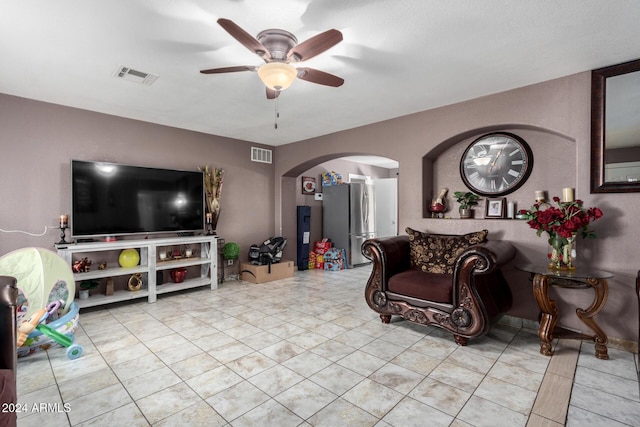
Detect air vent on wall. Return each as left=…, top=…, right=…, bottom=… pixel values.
left=251, top=147, right=272, bottom=164
left=113, top=65, right=159, bottom=86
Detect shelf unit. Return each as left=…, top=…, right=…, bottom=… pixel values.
left=56, top=235, right=217, bottom=309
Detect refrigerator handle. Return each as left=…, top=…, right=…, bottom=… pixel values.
left=363, top=190, right=368, bottom=226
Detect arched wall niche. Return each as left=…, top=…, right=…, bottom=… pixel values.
left=422, top=124, right=576, bottom=218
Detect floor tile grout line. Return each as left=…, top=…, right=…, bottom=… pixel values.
left=16, top=268, right=639, bottom=426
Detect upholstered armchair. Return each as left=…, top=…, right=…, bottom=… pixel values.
left=362, top=229, right=516, bottom=345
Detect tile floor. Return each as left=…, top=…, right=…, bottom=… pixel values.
left=14, top=266, right=640, bottom=426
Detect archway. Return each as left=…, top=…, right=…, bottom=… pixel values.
left=279, top=153, right=398, bottom=265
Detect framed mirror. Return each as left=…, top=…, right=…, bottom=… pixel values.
left=591, top=58, right=640, bottom=193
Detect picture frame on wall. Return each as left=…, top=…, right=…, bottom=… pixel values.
left=485, top=198, right=506, bottom=218
left=302, top=176, right=316, bottom=194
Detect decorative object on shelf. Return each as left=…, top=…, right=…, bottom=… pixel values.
left=520, top=196, right=603, bottom=270
left=79, top=280, right=98, bottom=299
left=127, top=273, right=143, bottom=291
left=105, top=277, right=114, bottom=296
left=206, top=213, right=214, bottom=235
left=184, top=245, right=194, bottom=258
left=485, top=198, right=506, bottom=218
left=172, top=247, right=183, bottom=258
left=302, top=176, right=316, bottom=194
left=453, top=191, right=480, bottom=219
left=507, top=201, right=515, bottom=219
left=170, top=267, right=187, bottom=283
left=429, top=188, right=448, bottom=218
left=98, top=262, right=107, bottom=270
left=562, top=187, right=575, bottom=203
left=72, top=257, right=92, bottom=273
left=200, top=164, right=225, bottom=235
left=158, top=250, right=168, bottom=261
left=223, top=242, right=240, bottom=260
left=460, top=132, right=534, bottom=197
left=58, top=214, right=69, bottom=244
left=118, top=249, right=140, bottom=268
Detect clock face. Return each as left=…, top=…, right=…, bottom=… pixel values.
left=460, top=132, right=533, bottom=196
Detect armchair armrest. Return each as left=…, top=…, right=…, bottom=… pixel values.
left=362, top=235, right=410, bottom=290
left=456, top=240, right=516, bottom=276
left=0, top=276, right=18, bottom=427
left=0, top=276, right=18, bottom=376
left=451, top=240, right=515, bottom=336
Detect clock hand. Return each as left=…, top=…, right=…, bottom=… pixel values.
left=488, top=143, right=507, bottom=173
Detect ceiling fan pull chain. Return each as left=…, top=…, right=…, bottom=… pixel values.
left=274, top=97, right=280, bottom=129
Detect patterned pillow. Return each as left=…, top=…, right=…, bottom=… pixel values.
left=405, top=228, right=488, bottom=274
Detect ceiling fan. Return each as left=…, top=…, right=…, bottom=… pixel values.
left=200, top=19, right=344, bottom=99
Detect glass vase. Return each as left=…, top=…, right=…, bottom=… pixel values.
left=548, top=233, right=576, bottom=270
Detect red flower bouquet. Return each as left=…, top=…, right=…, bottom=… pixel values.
left=520, top=197, right=603, bottom=269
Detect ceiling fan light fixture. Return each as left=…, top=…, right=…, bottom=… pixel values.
left=257, top=62, right=297, bottom=91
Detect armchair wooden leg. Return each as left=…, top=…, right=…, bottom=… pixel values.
left=454, top=335, right=468, bottom=346
left=380, top=314, right=391, bottom=324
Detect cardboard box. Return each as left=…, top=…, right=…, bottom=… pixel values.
left=239, top=260, right=294, bottom=284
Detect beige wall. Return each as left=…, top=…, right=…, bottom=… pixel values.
left=0, top=94, right=274, bottom=263
left=275, top=72, right=640, bottom=343
left=1, top=69, right=638, bottom=343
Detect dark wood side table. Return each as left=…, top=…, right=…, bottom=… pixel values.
left=516, top=264, right=613, bottom=360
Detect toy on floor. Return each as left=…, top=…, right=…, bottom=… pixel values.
left=17, top=302, right=83, bottom=360
left=0, top=247, right=81, bottom=358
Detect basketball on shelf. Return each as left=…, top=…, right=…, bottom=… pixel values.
left=118, top=249, right=140, bottom=268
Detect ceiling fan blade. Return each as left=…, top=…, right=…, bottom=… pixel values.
left=297, top=67, right=344, bottom=87
left=200, top=65, right=256, bottom=74
left=217, top=18, right=271, bottom=60
left=266, top=88, right=280, bottom=99
left=287, top=29, right=342, bottom=62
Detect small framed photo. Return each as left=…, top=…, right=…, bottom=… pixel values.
left=485, top=198, right=506, bottom=218
left=302, top=176, right=316, bottom=194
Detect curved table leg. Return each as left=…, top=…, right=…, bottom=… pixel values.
left=532, top=273, right=557, bottom=356
left=576, top=277, right=609, bottom=360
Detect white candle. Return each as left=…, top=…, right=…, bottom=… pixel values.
left=562, top=187, right=574, bottom=203
left=534, top=190, right=545, bottom=202
left=507, top=201, right=515, bottom=219
left=59, top=214, right=68, bottom=228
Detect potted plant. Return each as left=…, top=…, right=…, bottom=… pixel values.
left=454, top=191, right=480, bottom=219
left=79, top=280, right=99, bottom=299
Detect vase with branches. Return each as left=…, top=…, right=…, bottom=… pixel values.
left=199, top=165, right=224, bottom=234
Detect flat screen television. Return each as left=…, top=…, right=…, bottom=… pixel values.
left=71, top=160, right=205, bottom=238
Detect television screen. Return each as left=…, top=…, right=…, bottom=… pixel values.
left=71, top=160, right=204, bottom=238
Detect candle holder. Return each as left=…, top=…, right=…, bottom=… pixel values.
left=58, top=224, right=69, bottom=244
left=205, top=213, right=216, bottom=235
left=57, top=214, right=70, bottom=244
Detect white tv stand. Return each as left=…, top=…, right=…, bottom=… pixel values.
left=56, top=235, right=218, bottom=309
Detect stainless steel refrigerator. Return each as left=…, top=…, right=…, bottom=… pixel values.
left=322, top=183, right=376, bottom=267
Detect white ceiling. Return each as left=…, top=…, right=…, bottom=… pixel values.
left=2, top=1, right=640, bottom=147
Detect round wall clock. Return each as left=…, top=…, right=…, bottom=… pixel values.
left=460, top=132, right=533, bottom=197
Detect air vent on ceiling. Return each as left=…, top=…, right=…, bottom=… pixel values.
left=113, top=65, right=159, bottom=86
left=251, top=147, right=272, bottom=164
